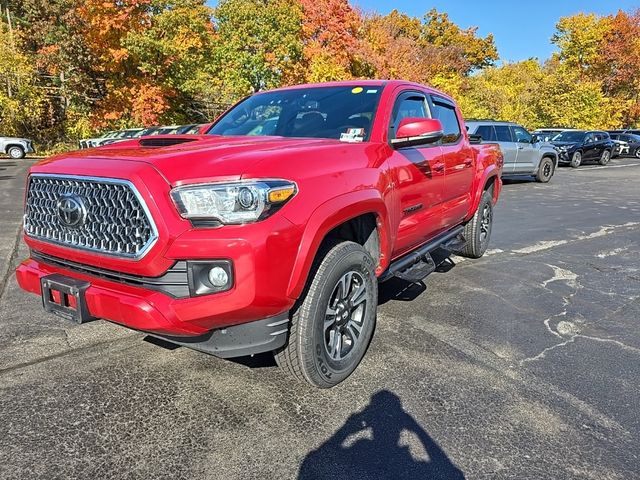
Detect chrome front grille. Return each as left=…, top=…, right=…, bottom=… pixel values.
left=24, top=174, right=158, bottom=258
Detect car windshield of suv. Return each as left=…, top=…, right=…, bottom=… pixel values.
left=552, top=131, right=586, bottom=142
left=208, top=86, right=383, bottom=141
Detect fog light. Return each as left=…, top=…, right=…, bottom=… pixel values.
left=208, top=267, right=229, bottom=287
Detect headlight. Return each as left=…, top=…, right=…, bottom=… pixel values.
left=170, top=180, right=297, bottom=225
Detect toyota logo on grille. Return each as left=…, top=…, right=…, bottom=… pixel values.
left=56, top=194, right=87, bottom=228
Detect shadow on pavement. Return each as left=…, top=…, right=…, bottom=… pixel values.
left=298, top=390, right=465, bottom=480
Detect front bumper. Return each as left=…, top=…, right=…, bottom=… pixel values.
left=16, top=258, right=290, bottom=357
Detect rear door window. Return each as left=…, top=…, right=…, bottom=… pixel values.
left=475, top=125, right=496, bottom=142
left=494, top=125, right=514, bottom=142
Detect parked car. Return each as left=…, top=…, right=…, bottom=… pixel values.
left=608, top=129, right=640, bottom=136
left=99, top=128, right=145, bottom=146
left=466, top=121, right=558, bottom=182
left=175, top=124, right=202, bottom=134
left=16, top=80, right=503, bottom=388
left=79, top=130, right=117, bottom=149
left=136, top=125, right=180, bottom=137
left=0, top=136, right=35, bottom=159
left=531, top=128, right=575, bottom=143
left=550, top=130, right=614, bottom=167
left=609, top=132, right=640, bottom=158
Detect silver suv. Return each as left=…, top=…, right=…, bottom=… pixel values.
left=466, top=121, right=558, bottom=183
left=0, top=136, right=35, bottom=159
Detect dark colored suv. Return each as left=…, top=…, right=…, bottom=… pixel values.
left=550, top=130, right=614, bottom=168
left=609, top=132, right=640, bottom=158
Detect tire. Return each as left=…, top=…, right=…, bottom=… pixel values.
left=7, top=146, right=25, bottom=159
left=570, top=151, right=582, bottom=168
left=635, top=148, right=640, bottom=159
left=535, top=157, right=554, bottom=183
left=458, top=190, right=493, bottom=259
left=598, top=149, right=611, bottom=166
left=275, top=241, right=377, bottom=388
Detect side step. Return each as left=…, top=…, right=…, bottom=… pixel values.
left=379, top=226, right=466, bottom=283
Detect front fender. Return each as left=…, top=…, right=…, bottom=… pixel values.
left=285, top=190, right=391, bottom=299
left=469, top=166, right=501, bottom=218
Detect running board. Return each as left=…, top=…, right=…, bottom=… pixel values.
left=379, top=226, right=466, bottom=283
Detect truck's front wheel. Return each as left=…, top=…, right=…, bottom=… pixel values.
left=275, top=241, right=377, bottom=388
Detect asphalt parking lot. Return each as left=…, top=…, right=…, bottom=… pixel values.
left=1, top=157, right=639, bottom=479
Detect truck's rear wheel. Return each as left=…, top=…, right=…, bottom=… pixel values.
left=275, top=241, right=377, bottom=388
left=458, top=191, right=493, bottom=259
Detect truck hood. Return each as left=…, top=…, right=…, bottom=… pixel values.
left=36, top=135, right=351, bottom=185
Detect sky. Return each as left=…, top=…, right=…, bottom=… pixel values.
left=206, top=0, right=639, bottom=62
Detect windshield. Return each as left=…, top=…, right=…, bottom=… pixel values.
left=208, top=86, right=383, bottom=141
left=552, top=131, right=586, bottom=142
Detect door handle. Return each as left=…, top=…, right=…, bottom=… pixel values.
left=517, top=146, right=525, bottom=150
left=464, top=159, right=473, bottom=166
left=433, top=163, right=445, bottom=172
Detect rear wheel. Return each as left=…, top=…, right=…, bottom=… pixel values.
left=635, top=148, right=640, bottom=159
left=459, top=190, right=493, bottom=259
left=570, top=151, right=582, bottom=168
left=598, top=149, right=611, bottom=166
left=535, top=157, right=554, bottom=183
left=7, top=146, right=25, bottom=159
left=275, top=241, right=377, bottom=388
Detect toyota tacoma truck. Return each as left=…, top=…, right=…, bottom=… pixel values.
left=16, top=81, right=503, bottom=388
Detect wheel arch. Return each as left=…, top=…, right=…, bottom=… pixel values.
left=5, top=144, right=25, bottom=155
left=286, top=191, right=391, bottom=299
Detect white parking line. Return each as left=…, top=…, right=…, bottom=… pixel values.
left=573, top=164, right=640, bottom=171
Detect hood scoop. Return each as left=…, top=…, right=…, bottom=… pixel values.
left=139, top=137, right=198, bottom=148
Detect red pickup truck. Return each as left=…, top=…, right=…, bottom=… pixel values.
left=16, top=80, right=503, bottom=387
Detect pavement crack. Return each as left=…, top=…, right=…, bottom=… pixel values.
left=0, top=334, right=141, bottom=375
left=0, top=224, right=23, bottom=302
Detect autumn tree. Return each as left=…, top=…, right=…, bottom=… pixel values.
left=551, top=13, right=610, bottom=74
left=0, top=21, right=45, bottom=136
left=298, top=0, right=363, bottom=82
left=460, top=60, right=544, bottom=127
left=600, top=10, right=640, bottom=126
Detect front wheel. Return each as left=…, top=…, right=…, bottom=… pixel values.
left=275, top=241, right=377, bottom=388
left=458, top=190, right=493, bottom=259
left=599, top=149, right=611, bottom=166
left=570, top=151, right=582, bottom=168
left=535, top=157, right=554, bottom=183
left=7, top=146, right=25, bottom=159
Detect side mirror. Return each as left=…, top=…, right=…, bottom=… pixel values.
left=391, top=118, right=443, bottom=148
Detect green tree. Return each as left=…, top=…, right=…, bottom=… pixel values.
left=213, top=0, right=303, bottom=99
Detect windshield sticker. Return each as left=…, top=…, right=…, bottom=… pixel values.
left=351, top=87, right=364, bottom=94
left=340, top=128, right=365, bottom=143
